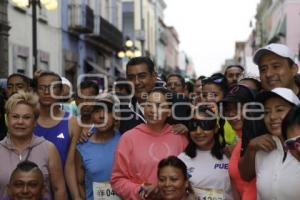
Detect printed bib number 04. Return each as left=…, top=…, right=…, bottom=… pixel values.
left=193, top=187, right=224, bottom=200
left=93, top=182, right=121, bottom=200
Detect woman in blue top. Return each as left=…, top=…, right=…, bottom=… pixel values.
left=76, top=93, right=121, bottom=200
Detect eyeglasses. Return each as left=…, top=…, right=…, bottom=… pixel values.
left=204, top=77, right=224, bottom=83
left=284, top=135, right=300, bottom=150
left=188, top=119, right=216, bottom=131
left=212, top=78, right=224, bottom=83
left=37, top=84, right=60, bottom=93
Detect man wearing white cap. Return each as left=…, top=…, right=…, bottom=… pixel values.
left=61, top=77, right=77, bottom=116
left=253, top=43, right=299, bottom=97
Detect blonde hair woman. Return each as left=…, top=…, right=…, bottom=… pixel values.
left=0, top=91, right=67, bottom=199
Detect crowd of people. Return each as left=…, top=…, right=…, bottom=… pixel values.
left=0, top=42, right=300, bottom=200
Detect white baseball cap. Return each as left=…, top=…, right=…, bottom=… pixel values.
left=253, top=43, right=296, bottom=65
left=256, top=87, right=300, bottom=106
left=61, top=77, right=72, bottom=87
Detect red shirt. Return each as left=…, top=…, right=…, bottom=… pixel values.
left=229, top=141, right=256, bottom=200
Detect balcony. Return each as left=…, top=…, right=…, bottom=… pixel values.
left=68, top=3, right=94, bottom=33
left=88, top=16, right=123, bottom=51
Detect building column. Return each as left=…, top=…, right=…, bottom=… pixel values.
left=0, top=0, right=10, bottom=78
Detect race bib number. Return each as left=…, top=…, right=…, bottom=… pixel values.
left=193, top=187, right=224, bottom=200
left=93, top=182, right=122, bottom=200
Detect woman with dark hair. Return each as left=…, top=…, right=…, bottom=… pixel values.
left=157, top=156, right=196, bottom=200
left=282, top=106, right=300, bottom=161
left=202, top=73, right=228, bottom=104
left=239, top=88, right=300, bottom=200
left=252, top=106, right=300, bottom=199
left=221, top=84, right=258, bottom=200
left=111, top=87, right=188, bottom=200
left=178, top=106, right=233, bottom=200
left=239, top=77, right=262, bottom=93
left=202, top=73, right=237, bottom=147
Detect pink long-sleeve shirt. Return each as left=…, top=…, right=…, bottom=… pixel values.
left=111, top=123, right=188, bottom=200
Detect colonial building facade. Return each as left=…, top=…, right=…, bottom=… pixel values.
left=0, top=0, right=10, bottom=78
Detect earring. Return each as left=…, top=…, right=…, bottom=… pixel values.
left=186, top=188, right=189, bottom=195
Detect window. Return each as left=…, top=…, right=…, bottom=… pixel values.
left=13, top=45, right=29, bottom=75
left=38, top=50, right=50, bottom=70
left=16, top=56, right=27, bottom=74
left=38, top=7, right=48, bottom=23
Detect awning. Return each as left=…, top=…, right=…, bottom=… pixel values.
left=268, top=16, right=286, bottom=43
left=85, top=59, right=108, bottom=76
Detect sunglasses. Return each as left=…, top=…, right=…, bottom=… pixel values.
left=203, top=77, right=224, bottom=84
left=212, top=78, right=224, bottom=83
left=284, top=135, right=300, bottom=150
left=188, top=119, right=216, bottom=131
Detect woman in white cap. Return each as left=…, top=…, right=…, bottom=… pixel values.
left=239, top=87, right=300, bottom=200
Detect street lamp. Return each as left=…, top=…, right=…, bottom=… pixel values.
left=10, top=0, right=58, bottom=76
left=118, top=37, right=142, bottom=59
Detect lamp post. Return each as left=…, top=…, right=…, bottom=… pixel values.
left=10, top=0, right=57, bottom=76
left=117, top=37, right=142, bottom=59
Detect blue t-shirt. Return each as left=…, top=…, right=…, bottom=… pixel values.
left=34, top=112, right=71, bottom=166
left=77, top=130, right=121, bottom=200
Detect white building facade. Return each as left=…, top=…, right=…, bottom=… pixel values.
left=8, top=1, right=62, bottom=77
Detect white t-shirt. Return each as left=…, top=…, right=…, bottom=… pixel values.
left=178, top=150, right=233, bottom=200
left=256, top=136, right=300, bottom=200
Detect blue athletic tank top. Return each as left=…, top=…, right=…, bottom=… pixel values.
left=77, top=130, right=121, bottom=200
left=34, top=112, right=71, bottom=166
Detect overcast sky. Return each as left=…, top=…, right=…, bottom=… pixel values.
left=163, top=0, right=261, bottom=77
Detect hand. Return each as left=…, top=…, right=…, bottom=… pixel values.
left=77, top=129, right=92, bottom=144
left=33, top=69, right=45, bottom=78
left=248, top=134, right=276, bottom=152
left=172, top=124, right=188, bottom=135
left=139, top=183, right=159, bottom=200
left=224, top=143, right=236, bottom=158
